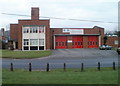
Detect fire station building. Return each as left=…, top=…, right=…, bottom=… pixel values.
left=10, top=7, right=106, bottom=50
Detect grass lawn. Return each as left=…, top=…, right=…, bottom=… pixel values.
left=2, top=67, right=118, bottom=84
left=1, top=50, right=52, bottom=59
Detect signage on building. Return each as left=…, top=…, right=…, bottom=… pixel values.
left=63, top=29, right=84, bottom=34
left=67, top=40, right=72, bottom=43
left=70, top=29, right=84, bottom=34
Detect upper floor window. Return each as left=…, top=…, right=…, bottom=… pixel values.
left=23, top=25, right=45, bottom=33
left=39, top=26, right=44, bottom=33
left=23, top=27, right=29, bottom=33
left=34, top=27, right=38, bottom=33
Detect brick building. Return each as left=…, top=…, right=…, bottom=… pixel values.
left=10, top=7, right=119, bottom=50
left=106, top=36, right=120, bottom=48
left=10, top=7, right=51, bottom=50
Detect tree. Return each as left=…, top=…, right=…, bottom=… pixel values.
left=103, top=36, right=108, bottom=45
left=114, top=31, right=120, bottom=36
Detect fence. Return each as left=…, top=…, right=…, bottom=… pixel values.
left=10, top=62, right=116, bottom=72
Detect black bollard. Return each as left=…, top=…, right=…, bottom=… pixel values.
left=46, top=63, right=49, bottom=72
left=10, top=63, right=13, bottom=71
left=81, top=63, right=84, bottom=72
left=63, top=63, right=66, bottom=72
left=113, top=62, right=116, bottom=70
left=29, top=63, right=32, bottom=72
left=98, top=62, right=100, bottom=71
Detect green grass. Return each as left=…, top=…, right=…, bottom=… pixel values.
left=2, top=67, right=118, bottom=84
left=1, top=50, right=52, bottom=59
left=112, top=47, right=118, bottom=50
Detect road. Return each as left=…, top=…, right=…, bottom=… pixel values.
left=2, top=49, right=119, bottom=70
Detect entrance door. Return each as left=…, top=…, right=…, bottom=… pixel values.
left=72, top=36, right=83, bottom=48
left=55, top=36, right=67, bottom=49
left=88, top=36, right=98, bottom=48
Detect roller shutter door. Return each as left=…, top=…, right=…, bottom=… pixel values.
left=88, top=36, right=98, bottom=48
left=55, top=36, right=67, bottom=49
left=72, top=36, right=83, bottom=48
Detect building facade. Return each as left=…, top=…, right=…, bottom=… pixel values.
left=51, top=27, right=104, bottom=49
left=107, top=36, right=120, bottom=47
left=11, top=7, right=119, bottom=50
left=10, top=8, right=51, bottom=50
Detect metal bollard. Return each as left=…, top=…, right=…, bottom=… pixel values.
left=98, top=62, right=100, bottom=71
left=46, top=63, right=49, bottom=72
left=113, top=62, right=116, bottom=70
left=10, top=63, right=13, bottom=71
left=81, top=63, right=84, bottom=72
left=29, top=63, right=32, bottom=72
left=63, top=63, right=66, bottom=72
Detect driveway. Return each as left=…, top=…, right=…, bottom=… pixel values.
left=2, top=49, right=119, bottom=69
left=42, top=48, right=118, bottom=59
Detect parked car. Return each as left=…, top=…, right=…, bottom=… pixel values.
left=117, top=47, right=120, bottom=54
left=99, top=45, right=112, bottom=50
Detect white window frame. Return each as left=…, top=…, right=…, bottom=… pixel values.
left=30, top=39, right=38, bottom=46
left=114, top=40, right=118, bottom=45
left=39, top=39, right=44, bottom=46
left=23, top=39, right=29, bottom=46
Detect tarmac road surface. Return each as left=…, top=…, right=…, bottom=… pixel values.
left=2, top=49, right=119, bottom=70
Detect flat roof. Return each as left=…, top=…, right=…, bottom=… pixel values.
left=54, top=34, right=100, bottom=36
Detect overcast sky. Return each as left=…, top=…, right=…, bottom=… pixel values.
left=0, top=0, right=119, bottom=32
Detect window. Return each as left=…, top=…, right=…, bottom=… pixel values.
left=62, top=42, right=64, bottom=46
left=23, top=27, right=29, bottom=33
left=90, top=42, right=92, bottom=45
left=23, top=26, right=45, bottom=33
left=33, top=27, right=38, bottom=33
left=72, top=42, right=74, bottom=45
left=114, top=40, right=118, bottom=45
left=30, top=39, right=38, bottom=45
left=81, top=42, right=83, bottom=45
left=78, top=42, right=80, bottom=45
left=59, top=42, right=62, bottom=46
left=75, top=42, right=77, bottom=45
left=24, top=46, right=29, bottom=50
left=30, top=46, right=38, bottom=50
left=39, top=46, right=44, bottom=50
left=39, top=39, right=44, bottom=46
left=96, top=42, right=98, bottom=45
left=89, top=41, right=92, bottom=45
left=30, top=27, right=32, bottom=33
left=39, top=26, right=44, bottom=33
left=24, top=39, right=29, bottom=45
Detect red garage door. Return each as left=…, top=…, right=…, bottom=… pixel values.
left=88, top=36, right=98, bottom=48
left=55, top=36, right=67, bottom=49
left=72, top=36, right=83, bottom=48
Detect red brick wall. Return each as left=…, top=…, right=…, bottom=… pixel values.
left=10, top=24, right=18, bottom=40
left=31, top=7, right=39, bottom=20
left=52, top=28, right=104, bottom=35
left=84, top=28, right=99, bottom=34
left=107, top=36, right=119, bottom=48
left=83, top=36, right=88, bottom=48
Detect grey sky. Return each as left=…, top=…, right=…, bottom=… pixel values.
left=0, top=0, right=118, bottom=32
